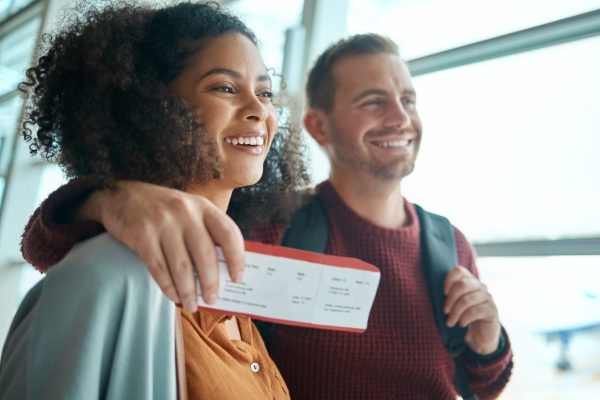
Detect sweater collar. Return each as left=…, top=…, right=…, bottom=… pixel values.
left=316, top=180, right=420, bottom=238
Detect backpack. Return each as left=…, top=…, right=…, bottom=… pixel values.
left=254, top=194, right=479, bottom=400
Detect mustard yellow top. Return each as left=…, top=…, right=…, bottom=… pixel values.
left=180, top=309, right=290, bottom=400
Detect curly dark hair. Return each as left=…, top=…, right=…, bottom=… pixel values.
left=20, top=1, right=310, bottom=232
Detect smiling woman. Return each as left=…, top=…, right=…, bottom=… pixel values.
left=0, top=1, right=309, bottom=399
left=168, top=33, right=279, bottom=203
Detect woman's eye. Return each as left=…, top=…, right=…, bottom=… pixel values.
left=257, top=90, right=274, bottom=99
left=213, top=86, right=235, bottom=94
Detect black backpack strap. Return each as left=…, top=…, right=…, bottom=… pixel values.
left=255, top=194, right=330, bottom=349
left=414, top=203, right=479, bottom=400
left=281, top=193, right=329, bottom=253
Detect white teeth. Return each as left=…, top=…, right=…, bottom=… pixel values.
left=376, top=139, right=411, bottom=148
left=225, top=136, right=265, bottom=146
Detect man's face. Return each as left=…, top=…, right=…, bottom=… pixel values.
left=319, top=53, right=422, bottom=181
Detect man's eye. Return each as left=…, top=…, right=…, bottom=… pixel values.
left=363, top=98, right=384, bottom=107
left=403, top=97, right=416, bottom=106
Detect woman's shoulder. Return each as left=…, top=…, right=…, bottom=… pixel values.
left=44, top=232, right=158, bottom=297
left=1, top=234, right=176, bottom=400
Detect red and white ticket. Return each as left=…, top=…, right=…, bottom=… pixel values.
left=197, top=241, right=381, bottom=333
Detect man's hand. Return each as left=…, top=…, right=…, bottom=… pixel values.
left=443, top=266, right=502, bottom=355
left=76, top=181, right=246, bottom=313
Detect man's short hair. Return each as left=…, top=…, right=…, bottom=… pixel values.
left=306, top=33, right=399, bottom=113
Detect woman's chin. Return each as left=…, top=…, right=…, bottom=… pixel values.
left=231, top=170, right=263, bottom=188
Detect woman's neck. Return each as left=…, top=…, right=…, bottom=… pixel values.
left=186, top=182, right=233, bottom=212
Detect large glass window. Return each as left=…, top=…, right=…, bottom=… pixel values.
left=16, top=164, right=66, bottom=301
left=226, top=0, right=304, bottom=87
left=348, top=0, right=600, bottom=59
left=478, top=256, right=600, bottom=398
left=0, top=12, right=40, bottom=93
left=0, top=11, right=42, bottom=211
left=0, top=0, right=43, bottom=348
left=0, top=95, right=22, bottom=183
left=0, top=0, right=37, bottom=20
left=404, top=35, right=600, bottom=243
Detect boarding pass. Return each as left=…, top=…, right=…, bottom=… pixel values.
left=196, top=241, right=381, bottom=333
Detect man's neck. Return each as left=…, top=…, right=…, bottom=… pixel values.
left=329, top=170, right=408, bottom=229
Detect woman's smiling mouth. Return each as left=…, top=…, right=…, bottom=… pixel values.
left=224, top=131, right=266, bottom=155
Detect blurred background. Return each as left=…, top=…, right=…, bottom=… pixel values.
left=1, top=0, right=599, bottom=398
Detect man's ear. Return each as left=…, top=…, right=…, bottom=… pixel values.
left=303, top=108, right=329, bottom=146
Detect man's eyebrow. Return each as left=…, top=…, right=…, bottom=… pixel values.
left=199, top=67, right=271, bottom=83
left=352, top=88, right=417, bottom=103
left=352, top=89, right=387, bottom=103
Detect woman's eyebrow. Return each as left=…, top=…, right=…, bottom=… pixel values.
left=199, top=68, right=272, bottom=83
left=200, top=67, right=241, bottom=80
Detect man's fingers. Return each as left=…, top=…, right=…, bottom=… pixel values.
left=161, top=233, right=199, bottom=313
left=445, top=291, right=490, bottom=327
left=443, top=276, right=477, bottom=313
left=183, top=223, right=220, bottom=306
left=456, top=303, right=496, bottom=328
left=443, top=266, right=472, bottom=294
left=204, top=207, right=246, bottom=282
left=138, top=241, right=180, bottom=304
left=97, top=182, right=244, bottom=310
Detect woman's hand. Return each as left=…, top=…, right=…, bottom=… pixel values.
left=78, top=181, right=246, bottom=312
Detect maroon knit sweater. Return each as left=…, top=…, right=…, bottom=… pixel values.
left=21, top=179, right=513, bottom=399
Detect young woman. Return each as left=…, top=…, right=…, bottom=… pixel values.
left=0, top=2, right=308, bottom=399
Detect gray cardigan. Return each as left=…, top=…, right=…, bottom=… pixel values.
left=0, top=233, right=177, bottom=399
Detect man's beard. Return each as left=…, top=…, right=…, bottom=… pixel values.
left=328, top=126, right=416, bottom=181
left=335, top=150, right=415, bottom=180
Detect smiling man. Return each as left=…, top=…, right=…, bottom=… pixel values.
left=260, top=34, right=513, bottom=399
left=19, top=34, right=512, bottom=399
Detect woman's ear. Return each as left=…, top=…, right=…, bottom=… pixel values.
left=303, top=108, right=329, bottom=146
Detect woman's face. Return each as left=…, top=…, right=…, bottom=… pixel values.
left=169, top=33, right=277, bottom=189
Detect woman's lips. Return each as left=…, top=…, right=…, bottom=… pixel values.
left=223, top=131, right=266, bottom=155
left=224, top=136, right=265, bottom=146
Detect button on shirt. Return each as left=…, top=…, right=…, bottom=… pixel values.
left=180, top=309, right=289, bottom=400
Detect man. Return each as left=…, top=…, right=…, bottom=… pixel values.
left=20, top=34, right=512, bottom=399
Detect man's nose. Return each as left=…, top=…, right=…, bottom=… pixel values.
left=383, top=98, right=411, bottom=129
